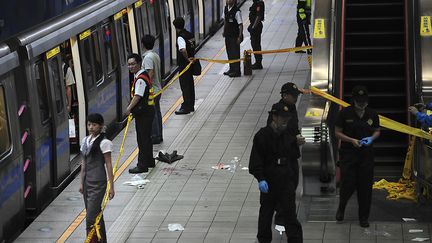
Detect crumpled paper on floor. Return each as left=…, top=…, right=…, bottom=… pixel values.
left=275, top=225, right=285, bottom=235
left=168, top=223, right=184, bottom=231
left=411, top=238, right=430, bottom=242
left=123, top=174, right=150, bottom=189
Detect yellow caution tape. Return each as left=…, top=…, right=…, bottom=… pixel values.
left=402, top=136, right=415, bottom=180
left=248, top=45, right=312, bottom=55
left=373, top=178, right=416, bottom=201
left=154, top=61, right=193, bottom=97
left=195, top=57, right=245, bottom=64
left=85, top=115, right=133, bottom=243
left=309, top=87, right=432, bottom=140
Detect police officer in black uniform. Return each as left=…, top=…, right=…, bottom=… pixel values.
left=335, top=86, right=380, bottom=228
left=250, top=102, right=303, bottom=243
left=295, top=0, right=312, bottom=54
left=173, top=17, right=196, bottom=115
left=248, top=0, right=265, bottom=69
left=267, top=83, right=304, bottom=226
left=223, top=0, right=243, bottom=77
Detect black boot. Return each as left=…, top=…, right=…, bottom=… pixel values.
left=251, top=62, right=263, bottom=70
left=336, top=206, right=345, bottom=222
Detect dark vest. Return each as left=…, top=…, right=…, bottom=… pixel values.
left=81, top=134, right=107, bottom=182
left=177, top=29, right=196, bottom=67
left=130, top=71, right=155, bottom=115
left=224, top=5, right=240, bottom=37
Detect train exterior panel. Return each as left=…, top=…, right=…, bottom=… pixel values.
left=0, top=45, right=25, bottom=242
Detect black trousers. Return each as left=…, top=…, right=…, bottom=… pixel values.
left=151, top=95, right=163, bottom=140
left=274, top=160, right=299, bottom=225
left=338, top=149, right=374, bottom=221
left=258, top=167, right=303, bottom=243
left=225, top=36, right=241, bottom=74
left=295, top=22, right=312, bottom=54
left=135, top=109, right=155, bottom=168
left=179, top=68, right=195, bottom=111
left=250, top=23, right=263, bottom=63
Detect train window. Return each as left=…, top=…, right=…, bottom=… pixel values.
left=102, top=23, right=117, bottom=73
left=148, top=3, right=158, bottom=35
left=0, top=86, right=11, bottom=156
left=122, top=14, right=132, bottom=56
left=48, top=58, right=64, bottom=113
left=34, top=61, right=51, bottom=123
left=160, top=0, right=168, bottom=32
left=79, top=29, right=103, bottom=89
left=114, top=20, right=126, bottom=62
left=174, top=0, right=182, bottom=16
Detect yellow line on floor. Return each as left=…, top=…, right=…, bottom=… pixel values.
left=56, top=43, right=227, bottom=243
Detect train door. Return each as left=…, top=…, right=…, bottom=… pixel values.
left=218, top=0, right=224, bottom=22
left=43, top=48, right=70, bottom=186
left=213, top=0, right=219, bottom=26
left=190, top=0, right=200, bottom=43
left=203, top=0, right=214, bottom=36
left=113, top=10, right=133, bottom=119
left=157, top=0, right=172, bottom=77
left=133, top=0, right=150, bottom=55
left=78, top=27, right=118, bottom=132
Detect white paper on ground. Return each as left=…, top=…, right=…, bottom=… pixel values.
left=409, top=229, right=424, bottom=233
left=168, top=223, right=185, bottom=231
left=241, top=167, right=249, bottom=170
left=403, top=218, right=417, bottom=222
left=411, top=238, right=429, bottom=242
left=275, top=225, right=285, bottom=235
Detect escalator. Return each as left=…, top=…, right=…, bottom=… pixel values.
left=342, top=0, right=408, bottom=179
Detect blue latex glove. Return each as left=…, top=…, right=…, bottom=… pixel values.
left=360, top=137, right=373, bottom=146
left=258, top=180, right=269, bottom=193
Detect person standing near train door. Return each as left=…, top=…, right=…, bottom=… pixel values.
left=248, top=0, right=265, bottom=70
left=141, top=35, right=163, bottom=144
left=79, top=113, right=115, bottom=243
left=173, top=17, right=196, bottom=115
left=127, top=53, right=156, bottom=174
left=223, top=0, right=243, bottom=77
left=295, top=0, right=312, bottom=54
left=334, top=86, right=380, bottom=228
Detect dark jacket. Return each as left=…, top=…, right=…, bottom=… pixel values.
left=249, top=126, right=298, bottom=183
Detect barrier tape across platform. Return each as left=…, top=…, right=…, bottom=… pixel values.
left=82, top=46, right=313, bottom=242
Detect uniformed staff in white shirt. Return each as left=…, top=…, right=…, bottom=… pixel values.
left=223, top=0, right=243, bottom=77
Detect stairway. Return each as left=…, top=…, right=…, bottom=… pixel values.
left=343, top=0, right=408, bottom=178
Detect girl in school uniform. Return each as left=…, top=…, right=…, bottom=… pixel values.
left=79, top=113, right=115, bottom=243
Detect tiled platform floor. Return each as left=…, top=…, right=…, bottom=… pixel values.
left=16, top=0, right=432, bottom=242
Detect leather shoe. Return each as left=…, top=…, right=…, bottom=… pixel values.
left=359, top=220, right=370, bottom=228
left=152, top=138, right=163, bottom=144
left=336, top=208, right=344, bottom=222
left=251, top=63, right=263, bottom=70
left=295, top=50, right=306, bottom=53
left=228, top=72, right=241, bottom=77
left=129, top=166, right=148, bottom=174
left=223, top=71, right=231, bottom=75
left=175, top=109, right=190, bottom=115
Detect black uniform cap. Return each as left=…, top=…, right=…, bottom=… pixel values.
left=269, top=102, right=291, bottom=117
left=352, top=85, right=368, bottom=103
left=281, top=82, right=302, bottom=96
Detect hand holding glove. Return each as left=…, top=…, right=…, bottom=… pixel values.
left=258, top=180, right=269, bottom=193
left=360, top=137, right=373, bottom=146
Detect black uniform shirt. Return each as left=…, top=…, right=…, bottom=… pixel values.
left=335, top=106, right=380, bottom=151
left=249, top=0, right=265, bottom=22
left=249, top=126, right=297, bottom=182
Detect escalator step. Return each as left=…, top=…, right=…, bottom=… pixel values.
left=344, top=77, right=405, bottom=82
left=346, top=32, right=404, bottom=36
left=345, top=61, right=404, bottom=66
left=345, top=46, right=404, bottom=50
left=347, top=3, right=403, bottom=7
left=346, top=17, right=404, bottom=21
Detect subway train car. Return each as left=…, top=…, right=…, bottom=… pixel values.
left=0, top=0, right=249, bottom=240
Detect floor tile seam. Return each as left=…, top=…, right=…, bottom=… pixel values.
left=159, top=76, right=233, bottom=152
left=107, top=181, right=163, bottom=241
left=115, top=76, right=237, bottom=239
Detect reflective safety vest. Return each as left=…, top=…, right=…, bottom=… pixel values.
left=131, top=72, right=155, bottom=106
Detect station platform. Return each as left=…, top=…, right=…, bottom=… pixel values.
left=16, top=0, right=432, bottom=242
